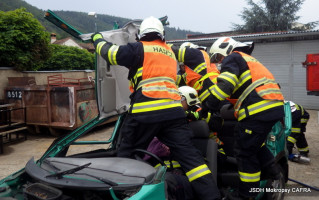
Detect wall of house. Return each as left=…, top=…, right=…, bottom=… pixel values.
left=63, top=40, right=83, bottom=49
left=0, top=68, right=95, bottom=100
left=252, top=40, right=319, bottom=110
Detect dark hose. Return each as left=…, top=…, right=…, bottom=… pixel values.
left=288, top=178, right=319, bottom=191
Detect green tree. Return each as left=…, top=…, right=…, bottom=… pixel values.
left=0, top=8, right=50, bottom=70
left=232, top=0, right=318, bottom=33
left=42, top=44, right=94, bottom=71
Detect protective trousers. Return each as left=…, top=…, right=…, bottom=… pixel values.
left=287, top=132, right=309, bottom=155
left=234, top=119, right=278, bottom=198
left=117, top=114, right=221, bottom=200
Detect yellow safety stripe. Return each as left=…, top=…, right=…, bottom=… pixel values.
left=154, top=160, right=181, bottom=169
left=291, top=127, right=301, bottom=133
left=97, top=41, right=106, bottom=55
left=233, top=70, right=251, bottom=93
left=165, top=160, right=181, bottom=168
left=134, top=67, right=143, bottom=80
left=205, top=112, right=211, bottom=123
left=186, top=164, right=211, bottom=182
left=193, top=72, right=218, bottom=90
left=201, top=72, right=219, bottom=82
left=199, top=85, right=214, bottom=102
left=238, top=100, right=284, bottom=121
left=239, top=171, right=261, bottom=182
left=194, top=63, right=206, bottom=74
left=245, top=129, right=252, bottom=134
left=257, top=88, right=282, bottom=97
left=130, top=67, right=143, bottom=90
left=176, top=75, right=182, bottom=85
left=178, top=47, right=187, bottom=63
left=131, top=99, right=182, bottom=113
left=142, top=86, right=181, bottom=96
left=212, top=85, right=229, bottom=100
left=218, top=72, right=239, bottom=87
left=301, top=118, right=309, bottom=124
left=136, top=77, right=176, bottom=90
left=234, top=77, right=277, bottom=112
left=218, top=148, right=225, bottom=155
left=287, top=136, right=296, bottom=144
left=108, top=45, right=119, bottom=65
left=298, top=147, right=309, bottom=152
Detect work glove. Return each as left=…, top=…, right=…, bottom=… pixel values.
left=186, top=110, right=200, bottom=121
left=91, top=32, right=103, bottom=43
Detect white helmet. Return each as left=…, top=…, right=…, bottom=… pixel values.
left=178, top=86, right=200, bottom=106
left=139, top=16, right=164, bottom=40
left=288, top=101, right=297, bottom=112
left=209, top=37, right=248, bottom=62
left=180, top=42, right=199, bottom=49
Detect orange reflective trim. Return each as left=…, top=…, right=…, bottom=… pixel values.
left=235, top=51, right=284, bottom=101
left=140, top=41, right=180, bottom=100
left=184, top=66, right=202, bottom=88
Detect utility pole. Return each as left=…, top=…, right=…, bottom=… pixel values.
left=88, top=12, right=97, bottom=32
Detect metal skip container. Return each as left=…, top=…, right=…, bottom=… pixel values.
left=4, top=75, right=98, bottom=135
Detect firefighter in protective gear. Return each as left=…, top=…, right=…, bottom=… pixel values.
left=171, top=42, right=222, bottom=110
left=208, top=37, right=284, bottom=199
left=178, top=86, right=224, bottom=133
left=91, top=16, right=220, bottom=200
left=287, top=101, right=310, bottom=159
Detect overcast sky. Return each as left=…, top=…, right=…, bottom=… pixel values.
left=23, top=0, right=319, bottom=33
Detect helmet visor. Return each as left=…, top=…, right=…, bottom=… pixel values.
left=210, top=53, right=224, bottom=63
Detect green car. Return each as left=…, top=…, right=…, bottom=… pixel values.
left=0, top=11, right=291, bottom=200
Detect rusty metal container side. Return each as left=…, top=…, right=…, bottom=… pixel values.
left=4, top=84, right=97, bottom=131
left=8, top=77, right=36, bottom=86
left=75, top=85, right=98, bottom=128
left=24, top=86, right=50, bottom=125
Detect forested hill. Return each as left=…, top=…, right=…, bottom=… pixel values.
left=0, top=0, right=202, bottom=40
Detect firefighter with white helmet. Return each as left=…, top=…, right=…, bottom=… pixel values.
left=170, top=41, right=221, bottom=109
left=208, top=36, right=284, bottom=199
left=91, top=16, right=220, bottom=200
left=209, top=37, right=254, bottom=63
left=138, top=16, right=165, bottom=41
left=286, top=101, right=310, bottom=163
left=178, top=86, right=201, bottom=107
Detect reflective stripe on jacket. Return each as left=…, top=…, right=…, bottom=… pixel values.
left=212, top=51, right=284, bottom=121
left=235, top=52, right=284, bottom=120
left=130, top=40, right=182, bottom=114
left=178, top=48, right=219, bottom=101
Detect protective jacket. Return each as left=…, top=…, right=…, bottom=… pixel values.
left=209, top=51, right=284, bottom=121
left=176, top=69, right=186, bottom=87
left=93, top=38, right=185, bottom=122
left=287, top=103, right=310, bottom=154
left=93, top=34, right=220, bottom=200
left=172, top=46, right=220, bottom=103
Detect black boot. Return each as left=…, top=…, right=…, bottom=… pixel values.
left=299, top=151, right=309, bottom=157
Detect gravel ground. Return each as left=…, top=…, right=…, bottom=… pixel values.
left=1, top=111, right=319, bottom=199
